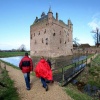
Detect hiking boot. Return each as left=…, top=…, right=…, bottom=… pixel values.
left=26, top=88, right=30, bottom=90
left=45, top=85, right=48, bottom=91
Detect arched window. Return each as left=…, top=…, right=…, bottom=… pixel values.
left=35, top=40, right=37, bottom=44
left=53, top=33, right=56, bottom=36
left=46, top=38, right=48, bottom=45
left=31, top=34, right=32, bottom=39
left=60, top=38, right=61, bottom=43
left=34, top=33, right=35, bottom=36
left=42, top=38, right=44, bottom=43
left=44, top=29, right=46, bottom=33
left=38, top=31, right=40, bottom=35
left=60, top=31, right=61, bottom=35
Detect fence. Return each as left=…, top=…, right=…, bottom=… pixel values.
left=52, top=53, right=98, bottom=86
left=89, top=54, right=100, bottom=67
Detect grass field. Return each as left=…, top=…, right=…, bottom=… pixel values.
left=65, top=54, right=100, bottom=100
left=0, top=51, right=30, bottom=58
left=0, top=67, right=20, bottom=100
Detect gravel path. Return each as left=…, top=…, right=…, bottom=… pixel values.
left=1, top=62, right=72, bottom=100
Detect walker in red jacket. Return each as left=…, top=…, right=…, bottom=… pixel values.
left=35, top=56, right=53, bottom=91
left=19, top=52, right=33, bottom=90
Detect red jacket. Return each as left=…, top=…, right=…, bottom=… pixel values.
left=19, top=56, right=33, bottom=73
left=35, top=58, right=53, bottom=80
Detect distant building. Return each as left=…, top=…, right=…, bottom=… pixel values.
left=30, top=8, right=73, bottom=57
left=79, top=44, right=91, bottom=48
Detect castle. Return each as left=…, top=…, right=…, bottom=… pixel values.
left=30, top=8, right=73, bottom=58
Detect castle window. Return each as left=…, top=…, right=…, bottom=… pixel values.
left=46, top=38, right=48, bottom=45
left=44, top=29, right=46, bottom=33
left=58, top=47, right=59, bottom=49
left=38, top=31, right=40, bottom=35
left=46, top=38, right=48, bottom=40
left=53, top=33, right=56, bottom=36
left=60, top=38, right=62, bottom=43
left=31, top=34, right=32, bottom=39
left=34, top=33, right=35, bottom=36
left=46, top=43, right=48, bottom=45
left=60, top=31, right=61, bottom=35
left=35, top=40, right=37, bottom=44
left=64, top=41, right=66, bottom=44
left=42, top=38, right=44, bottom=43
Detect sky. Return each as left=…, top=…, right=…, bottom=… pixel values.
left=0, top=0, right=100, bottom=50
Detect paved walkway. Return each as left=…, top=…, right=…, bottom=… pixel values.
left=0, top=62, right=72, bottom=100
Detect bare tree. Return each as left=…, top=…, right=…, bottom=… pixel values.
left=73, top=37, right=80, bottom=47
left=18, top=44, right=26, bottom=51
left=91, top=27, right=100, bottom=47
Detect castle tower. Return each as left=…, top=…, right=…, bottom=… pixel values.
left=30, top=8, right=73, bottom=58
left=47, top=7, right=53, bottom=24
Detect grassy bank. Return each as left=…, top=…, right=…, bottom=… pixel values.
left=65, top=54, right=100, bottom=100
left=0, top=51, right=30, bottom=58
left=0, top=67, right=20, bottom=100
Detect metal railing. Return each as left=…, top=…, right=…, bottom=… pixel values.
left=52, top=57, right=87, bottom=86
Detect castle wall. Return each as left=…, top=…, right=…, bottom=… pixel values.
left=30, top=11, right=73, bottom=58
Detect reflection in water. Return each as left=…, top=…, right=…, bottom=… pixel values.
left=72, top=56, right=87, bottom=63
left=71, top=80, right=100, bottom=99
left=0, top=56, right=23, bottom=67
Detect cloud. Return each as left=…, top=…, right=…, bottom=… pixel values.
left=88, top=13, right=100, bottom=30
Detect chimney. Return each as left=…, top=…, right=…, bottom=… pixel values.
left=36, top=17, right=38, bottom=20
left=56, top=12, right=58, bottom=21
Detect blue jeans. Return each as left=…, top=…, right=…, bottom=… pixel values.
left=24, top=72, right=30, bottom=89
left=40, top=77, right=47, bottom=88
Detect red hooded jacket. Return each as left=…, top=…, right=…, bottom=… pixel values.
left=19, top=56, right=33, bottom=73
left=35, top=58, right=53, bottom=80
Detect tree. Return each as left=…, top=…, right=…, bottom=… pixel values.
left=73, top=37, right=80, bottom=47
left=18, top=44, right=26, bottom=52
left=91, top=27, right=100, bottom=47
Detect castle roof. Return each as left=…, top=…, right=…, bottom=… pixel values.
left=36, top=15, right=48, bottom=23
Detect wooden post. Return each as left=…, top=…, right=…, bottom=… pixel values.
left=86, top=58, right=87, bottom=66
left=82, top=60, right=83, bottom=65
left=62, top=68, right=64, bottom=83
left=4, top=63, right=6, bottom=70
left=0, top=61, right=1, bottom=68
left=90, top=58, right=92, bottom=67
left=75, top=62, right=76, bottom=67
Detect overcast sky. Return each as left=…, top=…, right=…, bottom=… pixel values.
left=0, top=0, right=100, bottom=50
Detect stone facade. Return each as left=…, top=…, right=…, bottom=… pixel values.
left=30, top=8, right=73, bottom=58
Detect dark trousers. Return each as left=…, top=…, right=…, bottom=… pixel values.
left=40, top=77, right=47, bottom=88
left=24, top=72, right=30, bottom=89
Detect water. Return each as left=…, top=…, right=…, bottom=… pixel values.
left=0, top=56, right=23, bottom=67
left=72, top=56, right=87, bottom=63
left=71, top=80, right=100, bottom=99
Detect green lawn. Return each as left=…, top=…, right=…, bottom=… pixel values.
left=65, top=54, right=100, bottom=100
left=0, top=68, right=20, bottom=100
left=0, top=51, right=30, bottom=58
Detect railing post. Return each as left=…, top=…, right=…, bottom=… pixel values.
left=90, top=58, right=92, bottom=67
left=82, top=60, right=83, bottom=66
left=0, top=61, right=1, bottom=68
left=75, top=63, right=76, bottom=67
left=4, top=63, right=6, bottom=70
left=86, top=58, right=87, bottom=66
left=62, top=67, right=64, bottom=84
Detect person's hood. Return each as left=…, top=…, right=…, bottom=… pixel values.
left=40, top=59, right=46, bottom=63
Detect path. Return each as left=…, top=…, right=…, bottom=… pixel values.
left=0, top=62, right=72, bottom=100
